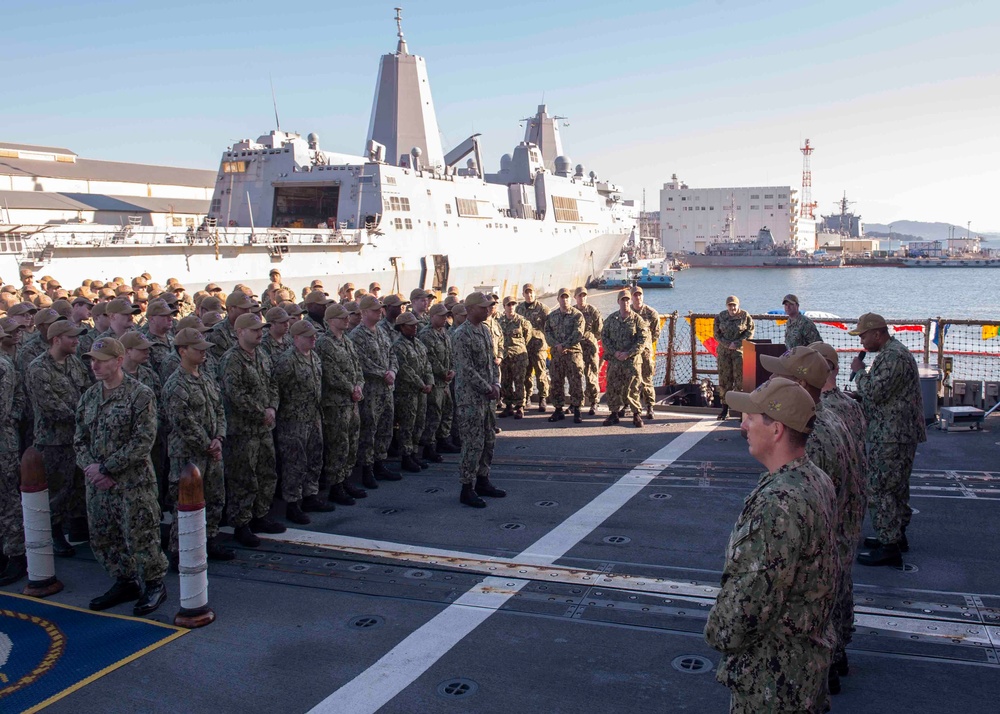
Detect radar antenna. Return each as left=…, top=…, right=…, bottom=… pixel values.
left=394, top=7, right=408, bottom=54
left=269, top=73, right=281, bottom=132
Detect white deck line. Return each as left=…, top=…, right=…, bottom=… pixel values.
left=305, top=418, right=720, bottom=714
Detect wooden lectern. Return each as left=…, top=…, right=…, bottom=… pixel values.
left=742, top=340, right=788, bottom=393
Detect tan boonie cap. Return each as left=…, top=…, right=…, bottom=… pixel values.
left=782, top=293, right=799, bottom=305
left=395, top=312, right=419, bottom=326
left=574, top=286, right=588, bottom=297
left=106, top=297, right=140, bottom=315
left=429, top=303, right=449, bottom=317
left=325, top=304, right=348, bottom=320
left=616, top=289, right=630, bottom=302
left=358, top=295, right=381, bottom=311
left=265, top=307, right=291, bottom=324
left=304, top=290, right=334, bottom=306
left=450, top=303, right=467, bottom=316
left=225, top=291, right=253, bottom=309
left=849, top=312, right=888, bottom=336
left=343, top=301, right=360, bottom=315
left=381, top=294, right=409, bottom=308
left=557, top=287, right=570, bottom=298
left=86, top=337, right=125, bottom=361
left=200, top=295, right=224, bottom=312
left=120, top=331, right=152, bottom=350
left=464, top=292, right=495, bottom=308
left=174, top=327, right=213, bottom=350
left=175, top=315, right=208, bottom=332
left=760, top=346, right=830, bottom=390
left=725, top=377, right=816, bottom=433
left=409, top=288, right=429, bottom=301
left=91, top=302, right=107, bottom=318
left=279, top=301, right=303, bottom=317
left=47, top=321, right=86, bottom=340
left=234, top=313, right=264, bottom=330
left=146, top=299, right=178, bottom=317
left=289, top=319, right=317, bottom=337
left=807, top=341, right=839, bottom=369
left=726, top=295, right=739, bottom=306
left=34, top=308, right=63, bottom=327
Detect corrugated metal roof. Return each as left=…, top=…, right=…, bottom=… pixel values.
left=0, top=156, right=216, bottom=188
left=0, top=190, right=209, bottom=214
left=0, top=141, right=77, bottom=156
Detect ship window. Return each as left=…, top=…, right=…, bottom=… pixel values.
left=709, top=206, right=714, bottom=210
left=210, top=198, right=222, bottom=213
left=779, top=193, right=787, bottom=198
left=750, top=205, right=759, bottom=209
left=456, top=198, right=490, bottom=217
left=399, top=197, right=410, bottom=211
left=445, top=203, right=452, bottom=214
left=394, top=218, right=403, bottom=229
left=681, top=197, right=686, bottom=201
left=388, top=196, right=401, bottom=211
left=223, top=161, right=247, bottom=173
left=359, top=175, right=374, bottom=184
left=271, top=185, right=340, bottom=229
left=750, top=194, right=759, bottom=199
left=765, top=194, right=773, bottom=199
left=443, top=221, right=448, bottom=227
left=404, top=218, right=413, bottom=229
left=427, top=189, right=432, bottom=196
left=552, top=196, right=581, bottom=222
left=668, top=197, right=673, bottom=201
left=765, top=205, right=773, bottom=209
left=172, top=217, right=183, bottom=227
left=384, top=176, right=396, bottom=185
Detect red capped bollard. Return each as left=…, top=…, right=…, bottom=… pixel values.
left=20, top=446, right=64, bottom=598
left=173, top=464, right=215, bottom=628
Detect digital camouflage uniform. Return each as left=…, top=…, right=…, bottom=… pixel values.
left=632, top=304, right=661, bottom=409
left=206, top=319, right=238, bottom=367
left=784, top=314, right=822, bottom=349
left=26, top=350, right=91, bottom=528
left=418, top=325, right=453, bottom=445
left=349, top=323, right=398, bottom=466
left=392, top=334, right=433, bottom=456
left=140, top=328, right=173, bottom=378
left=515, top=300, right=549, bottom=402
left=74, top=374, right=168, bottom=584
left=17, top=333, right=48, bottom=447
left=159, top=349, right=218, bottom=385
left=316, top=331, right=363, bottom=491
left=543, top=307, right=586, bottom=409
left=705, top=456, right=839, bottom=714
left=713, top=310, right=755, bottom=398
left=0, top=354, right=25, bottom=558
left=578, top=304, right=603, bottom=406
left=77, top=327, right=99, bottom=361
left=273, top=347, right=324, bottom=503
left=260, top=330, right=291, bottom=364
left=497, top=312, right=531, bottom=410
left=855, top=336, right=926, bottom=545
left=600, top=311, right=647, bottom=414
left=452, top=321, right=499, bottom=485
left=162, top=365, right=226, bottom=553
left=219, top=345, right=278, bottom=527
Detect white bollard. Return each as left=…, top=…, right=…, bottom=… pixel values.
left=20, top=447, right=64, bottom=598
left=174, top=464, right=215, bottom=628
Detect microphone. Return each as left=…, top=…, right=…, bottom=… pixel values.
left=850, top=350, right=866, bottom=381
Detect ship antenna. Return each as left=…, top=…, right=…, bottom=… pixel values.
left=395, top=7, right=408, bottom=54
left=269, top=73, right=281, bottom=132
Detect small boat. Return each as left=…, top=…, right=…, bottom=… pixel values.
left=596, top=260, right=675, bottom=289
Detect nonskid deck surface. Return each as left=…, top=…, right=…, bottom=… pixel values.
left=7, top=411, right=999, bottom=713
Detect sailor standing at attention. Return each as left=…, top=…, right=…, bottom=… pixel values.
left=629, top=287, right=660, bottom=421
left=782, top=294, right=822, bottom=349
left=515, top=284, right=550, bottom=412
left=574, top=287, right=603, bottom=415
left=713, top=295, right=754, bottom=420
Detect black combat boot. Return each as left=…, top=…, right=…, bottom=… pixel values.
left=588, top=403, right=597, bottom=416
left=857, top=541, right=903, bottom=567
left=51, top=523, right=76, bottom=558
left=618, top=407, right=626, bottom=417
left=499, top=405, right=514, bottom=418
left=835, top=652, right=849, bottom=677
left=548, top=407, right=565, bottom=422
left=513, top=407, right=524, bottom=419
left=90, top=577, right=141, bottom=611
left=0, top=555, right=27, bottom=586
left=302, top=494, right=336, bottom=512
left=603, top=412, right=620, bottom=426
left=361, top=465, right=379, bottom=489
left=423, top=443, right=444, bottom=463
left=285, top=501, right=311, bottom=525
left=645, top=405, right=655, bottom=421
left=329, top=483, right=357, bottom=506
left=250, top=516, right=287, bottom=534
left=632, top=412, right=644, bottom=428
left=374, top=460, right=402, bottom=481
left=134, top=579, right=167, bottom=616
left=474, top=477, right=507, bottom=498
left=572, top=406, right=583, bottom=424
left=401, top=454, right=422, bottom=473
left=437, top=437, right=461, bottom=454
left=413, top=452, right=430, bottom=469
left=538, top=397, right=547, bottom=413
left=865, top=528, right=908, bottom=552
left=828, top=666, right=842, bottom=695
left=343, top=481, right=368, bottom=499
left=233, top=524, right=261, bottom=548
left=206, top=536, right=236, bottom=561
left=717, top=404, right=730, bottom=421
left=460, top=483, right=486, bottom=508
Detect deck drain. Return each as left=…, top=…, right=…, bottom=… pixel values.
left=322, top=562, right=338, bottom=569
left=713, top=437, right=729, bottom=442
left=603, top=535, right=631, bottom=544
left=619, top=448, right=634, bottom=453
left=893, top=563, right=919, bottom=573
left=295, top=558, right=311, bottom=565
left=436, top=678, right=479, bottom=699
left=349, top=564, right=371, bottom=572
left=348, top=615, right=384, bottom=630
left=249, top=553, right=266, bottom=560
left=501, top=523, right=525, bottom=531
left=535, top=500, right=558, bottom=508
left=514, top=445, right=528, bottom=450
left=268, top=555, right=283, bottom=562
left=424, top=487, right=442, bottom=494
left=404, top=569, right=432, bottom=580
left=671, top=655, right=713, bottom=674
left=649, top=493, right=672, bottom=500
left=381, top=508, right=400, bottom=515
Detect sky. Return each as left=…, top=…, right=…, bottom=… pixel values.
left=5, top=0, right=999, bottom=230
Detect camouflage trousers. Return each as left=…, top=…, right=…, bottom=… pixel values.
left=276, top=419, right=323, bottom=503
left=548, top=350, right=584, bottom=409
left=638, top=345, right=655, bottom=408
left=719, top=637, right=831, bottom=714
left=224, top=432, right=277, bottom=527
left=0, top=451, right=24, bottom=557
left=581, top=340, right=600, bottom=406
left=394, top=389, right=426, bottom=456
left=717, top=347, right=743, bottom=398
left=422, top=383, right=453, bottom=446
left=153, top=426, right=169, bottom=511
left=604, top=358, right=640, bottom=413
left=357, top=382, right=394, bottom=466
left=457, top=400, right=496, bottom=485
left=320, top=401, right=359, bottom=491
left=523, top=338, right=549, bottom=401
left=87, top=476, right=168, bottom=583
left=39, top=444, right=80, bottom=528
left=167, top=455, right=225, bottom=554
left=866, top=441, right=917, bottom=545
left=501, top=353, right=528, bottom=408
left=831, top=569, right=855, bottom=666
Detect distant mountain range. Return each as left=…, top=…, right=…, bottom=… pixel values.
left=865, top=221, right=1000, bottom=242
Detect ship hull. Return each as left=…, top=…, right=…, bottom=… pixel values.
left=683, top=254, right=841, bottom=268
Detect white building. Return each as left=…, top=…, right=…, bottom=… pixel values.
left=659, top=174, right=805, bottom=253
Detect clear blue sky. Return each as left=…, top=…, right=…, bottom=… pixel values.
left=5, top=0, right=999, bottom=229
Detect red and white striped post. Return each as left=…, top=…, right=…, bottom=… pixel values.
left=173, top=464, right=215, bottom=628
left=20, top=446, right=64, bottom=598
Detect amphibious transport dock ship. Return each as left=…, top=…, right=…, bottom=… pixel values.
left=0, top=12, right=631, bottom=296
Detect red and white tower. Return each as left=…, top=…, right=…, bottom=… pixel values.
left=799, top=139, right=817, bottom=219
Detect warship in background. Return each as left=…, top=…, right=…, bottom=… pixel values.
left=682, top=226, right=842, bottom=268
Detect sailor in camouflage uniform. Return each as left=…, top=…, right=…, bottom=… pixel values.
left=600, top=291, right=648, bottom=428
left=515, top=283, right=550, bottom=411
left=316, top=304, right=368, bottom=502
left=452, top=293, right=506, bottom=508
left=713, top=295, right=754, bottom=420
left=574, top=287, right=603, bottom=414
left=783, top=294, right=822, bottom=349
left=349, top=295, right=400, bottom=485
left=544, top=288, right=586, bottom=423
left=139, top=299, right=176, bottom=376
left=75, top=337, right=169, bottom=616
left=261, top=306, right=292, bottom=362
left=850, top=313, right=926, bottom=566
left=392, top=312, right=434, bottom=473
left=707, top=378, right=839, bottom=714
left=207, top=290, right=255, bottom=365
left=97, top=297, right=141, bottom=341
left=161, top=328, right=233, bottom=562
left=219, top=313, right=284, bottom=547
left=418, top=303, right=455, bottom=461
left=630, top=287, right=660, bottom=420
left=274, top=319, right=334, bottom=523
left=0, top=325, right=28, bottom=585
left=497, top=297, right=531, bottom=418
